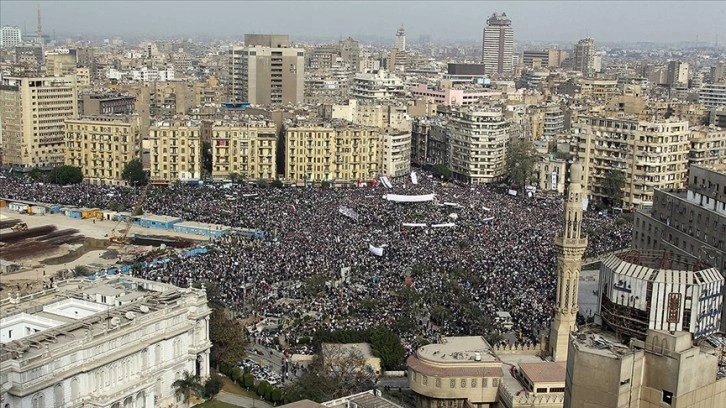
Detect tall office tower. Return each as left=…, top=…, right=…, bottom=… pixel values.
left=227, top=34, right=305, bottom=105
left=667, top=60, right=689, bottom=88
left=0, top=75, right=78, bottom=167
left=549, top=163, right=588, bottom=362
left=0, top=26, right=22, bottom=48
left=573, top=37, right=596, bottom=76
left=711, top=61, right=725, bottom=83
left=481, top=12, right=513, bottom=75
left=395, top=26, right=406, bottom=51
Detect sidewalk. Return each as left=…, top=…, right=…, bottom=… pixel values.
left=216, top=391, right=274, bottom=408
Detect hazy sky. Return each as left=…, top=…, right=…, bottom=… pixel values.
left=1, top=1, right=724, bottom=44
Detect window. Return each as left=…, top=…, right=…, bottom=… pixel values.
left=435, top=378, right=441, bottom=388
left=549, top=387, right=565, bottom=393
left=450, top=379, right=456, bottom=388
left=482, top=378, right=488, bottom=387
left=536, top=388, right=547, bottom=393
left=662, top=390, right=673, bottom=405
left=492, top=378, right=499, bottom=387
left=461, top=379, right=466, bottom=387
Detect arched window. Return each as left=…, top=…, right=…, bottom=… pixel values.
left=31, top=393, right=45, bottom=408
left=155, top=344, right=162, bottom=365
left=70, top=378, right=80, bottom=400
left=53, top=384, right=64, bottom=408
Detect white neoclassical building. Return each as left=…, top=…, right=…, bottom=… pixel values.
left=0, top=276, right=212, bottom=408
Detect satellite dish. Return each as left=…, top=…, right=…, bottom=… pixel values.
left=139, top=305, right=149, bottom=313
left=125, top=311, right=136, bottom=320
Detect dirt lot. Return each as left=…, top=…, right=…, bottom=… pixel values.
left=0, top=210, right=209, bottom=287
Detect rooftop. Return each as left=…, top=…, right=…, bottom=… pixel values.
left=518, top=361, right=566, bottom=384
left=416, top=336, right=497, bottom=363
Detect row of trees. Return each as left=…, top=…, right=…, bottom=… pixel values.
left=171, top=371, right=223, bottom=405
left=22, top=159, right=148, bottom=187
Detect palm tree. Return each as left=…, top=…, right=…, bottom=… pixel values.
left=171, top=371, right=203, bottom=405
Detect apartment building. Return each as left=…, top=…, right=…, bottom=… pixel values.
left=411, top=117, right=446, bottom=167
left=699, top=83, right=726, bottom=109
left=0, top=276, right=212, bottom=408
left=210, top=119, right=277, bottom=181
left=64, top=115, right=141, bottom=185
left=572, top=115, right=691, bottom=208
left=378, top=129, right=411, bottom=178
left=148, top=119, right=202, bottom=183
left=689, top=126, right=726, bottom=166
left=79, top=93, right=136, bottom=116
left=283, top=120, right=379, bottom=184
left=351, top=70, right=406, bottom=100
left=573, top=38, right=596, bottom=76
left=324, top=99, right=411, bottom=131
left=481, top=12, right=514, bottom=75
left=0, top=26, right=22, bottom=48
left=447, top=106, right=509, bottom=184
left=0, top=75, right=78, bottom=167
left=227, top=34, right=305, bottom=105
left=667, top=60, right=689, bottom=88
left=45, top=51, right=77, bottom=77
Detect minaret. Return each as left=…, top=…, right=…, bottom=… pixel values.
left=549, top=163, right=588, bottom=363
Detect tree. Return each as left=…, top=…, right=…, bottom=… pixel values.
left=230, top=172, right=242, bottom=184
left=48, top=165, right=83, bottom=185
left=506, top=138, right=540, bottom=189
left=284, top=345, right=376, bottom=403
left=271, top=388, right=283, bottom=404
left=270, top=179, right=284, bottom=188
left=230, top=366, right=243, bottom=384
left=243, top=372, right=255, bottom=390
left=602, top=169, right=625, bottom=208
left=209, top=308, right=248, bottom=371
left=171, top=371, right=203, bottom=405
left=368, top=327, right=405, bottom=370
left=204, top=376, right=223, bottom=400
left=432, top=164, right=452, bottom=181
left=28, top=167, right=44, bottom=181
left=121, top=159, right=147, bottom=187
left=202, top=141, right=213, bottom=175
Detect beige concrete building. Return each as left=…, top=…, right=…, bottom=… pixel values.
left=565, top=329, right=726, bottom=408
left=534, top=156, right=567, bottom=194
left=228, top=35, right=305, bottom=105
left=378, top=129, right=411, bottom=178
left=578, top=78, right=618, bottom=101
left=407, top=336, right=504, bottom=408
left=351, top=70, right=406, bottom=100
left=283, top=120, right=379, bottom=184
left=45, top=51, right=77, bottom=77
left=688, top=126, right=726, bottom=166
left=0, top=75, right=78, bottom=167
left=64, top=115, right=141, bottom=185
left=572, top=115, right=691, bottom=208
left=573, top=38, right=596, bottom=77
left=148, top=119, right=202, bottom=183
left=210, top=118, right=277, bottom=181
left=549, top=164, right=588, bottom=363
left=446, top=106, right=509, bottom=185
left=324, top=99, right=412, bottom=131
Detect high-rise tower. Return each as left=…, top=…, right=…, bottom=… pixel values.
left=573, top=37, right=595, bottom=76
left=395, top=26, right=406, bottom=51
left=549, top=163, right=588, bottom=363
left=481, top=12, right=513, bottom=75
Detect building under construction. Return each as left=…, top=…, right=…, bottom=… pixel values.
left=597, top=249, right=723, bottom=342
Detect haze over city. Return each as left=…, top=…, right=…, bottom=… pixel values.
left=1, top=1, right=725, bottom=43
left=1, top=0, right=726, bottom=407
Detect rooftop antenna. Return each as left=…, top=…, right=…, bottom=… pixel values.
left=37, top=4, right=42, bottom=42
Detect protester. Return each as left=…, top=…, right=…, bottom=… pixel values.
left=0, top=171, right=631, bottom=353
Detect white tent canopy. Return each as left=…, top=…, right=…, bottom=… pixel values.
left=411, top=172, right=418, bottom=185
left=384, top=193, right=436, bottom=203
left=431, top=223, right=456, bottom=228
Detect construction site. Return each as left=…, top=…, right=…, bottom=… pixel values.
left=0, top=208, right=205, bottom=292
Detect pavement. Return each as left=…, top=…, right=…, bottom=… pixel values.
left=216, top=391, right=273, bottom=408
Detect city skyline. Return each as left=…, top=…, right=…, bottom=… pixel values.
left=1, top=1, right=725, bottom=44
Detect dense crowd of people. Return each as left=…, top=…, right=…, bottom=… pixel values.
left=0, top=171, right=631, bottom=352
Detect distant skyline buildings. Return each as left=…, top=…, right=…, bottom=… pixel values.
left=0, top=1, right=724, bottom=45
